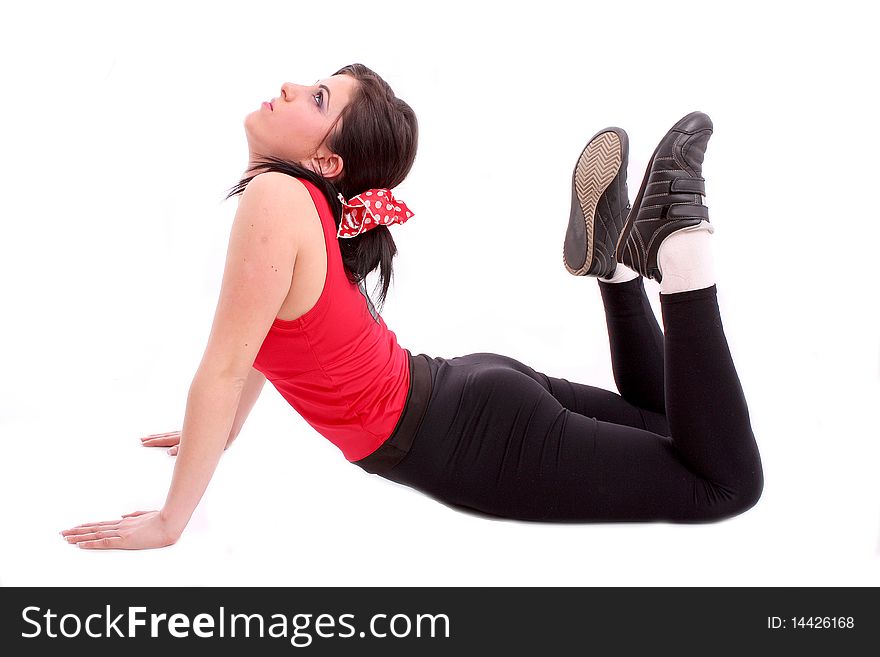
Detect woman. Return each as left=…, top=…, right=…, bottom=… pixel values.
left=61, top=63, right=763, bottom=550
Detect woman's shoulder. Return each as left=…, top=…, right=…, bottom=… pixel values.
left=245, top=170, right=312, bottom=197
left=246, top=172, right=330, bottom=214
left=236, top=173, right=325, bottom=241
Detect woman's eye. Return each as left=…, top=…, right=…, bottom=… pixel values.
left=314, top=91, right=323, bottom=107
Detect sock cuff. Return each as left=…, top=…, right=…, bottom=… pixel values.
left=599, top=274, right=644, bottom=298
left=598, top=264, right=640, bottom=284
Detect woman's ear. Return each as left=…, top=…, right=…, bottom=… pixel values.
left=311, top=152, right=344, bottom=180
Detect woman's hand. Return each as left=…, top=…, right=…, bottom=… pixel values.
left=60, top=510, right=181, bottom=550
left=140, top=430, right=182, bottom=455
left=140, top=430, right=236, bottom=455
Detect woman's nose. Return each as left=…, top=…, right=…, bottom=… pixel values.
left=280, top=82, right=301, bottom=100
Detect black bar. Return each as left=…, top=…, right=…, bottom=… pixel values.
left=1, top=587, right=875, bottom=655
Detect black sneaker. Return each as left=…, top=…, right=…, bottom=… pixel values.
left=563, top=127, right=630, bottom=278
left=615, top=111, right=714, bottom=282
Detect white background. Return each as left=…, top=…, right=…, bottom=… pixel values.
left=1, top=0, right=878, bottom=587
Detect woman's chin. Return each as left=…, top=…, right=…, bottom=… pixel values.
left=243, top=108, right=265, bottom=130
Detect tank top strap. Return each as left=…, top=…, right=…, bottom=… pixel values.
left=298, top=178, right=343, bottom=287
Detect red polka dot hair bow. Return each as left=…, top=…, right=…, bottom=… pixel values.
left=336, top=189, right=414, bottom=239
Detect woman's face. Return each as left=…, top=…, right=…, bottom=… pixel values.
left=244, top=73, right=358, bottom=179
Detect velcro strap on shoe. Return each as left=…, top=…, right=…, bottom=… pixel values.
left=670, top=177, right=706, bottom=194
left=668, top=203, right=709, bottom=220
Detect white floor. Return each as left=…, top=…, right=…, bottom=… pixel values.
left=2, top=0, right=879, bottom=587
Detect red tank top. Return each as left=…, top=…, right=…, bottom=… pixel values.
left=251, top=178, right=411, bottom=462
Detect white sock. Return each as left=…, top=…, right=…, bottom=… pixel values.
left=599, top=263, right=640, bottom=284
left=657, top=221, right=716, bottom=294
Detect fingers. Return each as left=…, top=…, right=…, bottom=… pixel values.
left=65, top=519, right=122, bottom=531
left=61, top=511, right=146, bottom=538
left=63, top=529, right=122, bottom=545
left=77, top=537, right=126, bottom=549
left=168, top=446, right=178, bottom=456
left=141, top=431, right=180, bottom=440
left=140, top=433, right=181, bottom=448
left=141, top=437, right=179, bottom=447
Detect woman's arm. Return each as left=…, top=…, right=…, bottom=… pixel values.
left=139, top=367, right=266, bottom=455
left=63, top=370, right=244, bottom=549
left=226, top=366, right=266, bottom=449
left=61, top=173, right=311, bottom=550
left=159, top=368, right=244, bottom=536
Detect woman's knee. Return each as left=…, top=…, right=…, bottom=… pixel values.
left=698, top=464, right=764, bottom=522
left=736, top=463, right=765, bottom=515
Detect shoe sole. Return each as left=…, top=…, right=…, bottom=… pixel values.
left=615, top=111, right=709, bottom=278
left=563, top=130, right=625, bottom=276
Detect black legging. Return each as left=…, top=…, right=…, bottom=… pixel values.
left=377, top=278, right=764, bottom=522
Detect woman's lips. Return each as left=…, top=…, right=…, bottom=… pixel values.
left=263, top=101, right=273, bottom=111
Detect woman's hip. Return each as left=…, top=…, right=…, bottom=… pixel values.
left=369, top=353, right=573, bottom=508
left=350, top=350, right=552, bottom=476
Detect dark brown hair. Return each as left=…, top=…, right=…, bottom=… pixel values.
left=224, top=63, right=419, bottom=318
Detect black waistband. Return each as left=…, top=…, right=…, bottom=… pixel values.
left=351, top=349, right=433, bottom=475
